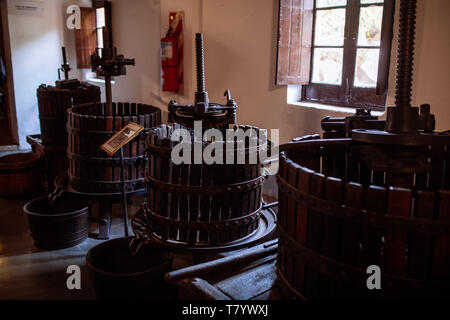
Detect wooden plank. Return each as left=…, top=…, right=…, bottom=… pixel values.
left=321, top=176, right=344, bottom=298
left=105, top=116, right=113, bottom=182
left=407, top=191, right=436, bottom=279
left=384, top=187, right=412, bottom=275
left=214, top=261, right=277, bottom=300
left=340, top=182, right=364, bottom=298
left=199, top=162, right=212, bottom=243
left=432, top=190, right=450, bottom=282
left=360, top=185, right=386, bottom=267
left=188, top=161, right=201, bottom=244
left=293, top=166, right=313, bottom=295
left=341, top=182, right=363, bottom=265
left=278, top=156, right=289, bottom=276
left=444, top=145, right=450, bottom=190
left=209, top=162, right=221, bottom=244
left=429, top=145, right=445, bottom=190
left=113, top=115, right=122, bottom=182
left=304, top=172, right=325, bottom=299
left=178, top=162, right=190, bottom=242
left=284, top=161, right=299, bottom=285
left=276, top=0, right=314, bottom=85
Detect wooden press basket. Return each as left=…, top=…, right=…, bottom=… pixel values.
left=67, top=102, right=161, bottom=194
left=143, top=124, right=267, bottom=247
left=37, top=82, right=101, bottom=146
left=277, top=137, right=450, bottom=299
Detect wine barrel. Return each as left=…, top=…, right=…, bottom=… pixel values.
left=24, top=194, right=90, bottom=249
left=141, top=124, right=266, bottom=247
left=0, top=152, right=42, bottom=195
left=277, top=137, right=450, bottom=299
left=86, top=237, right=173, bottom=299
left=67, top=102, right=161, bottom=194
left=37, top=82, right=100, bottom=146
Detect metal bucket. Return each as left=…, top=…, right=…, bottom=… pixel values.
left=86, top=237, right=173, bottom=299
left=24, top=194, right=89, bottom=249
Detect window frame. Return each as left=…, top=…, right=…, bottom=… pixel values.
left=301, top=0, right=395, bottom=111
left=93, top=0, right=113, bottom=56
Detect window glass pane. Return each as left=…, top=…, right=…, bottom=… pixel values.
left=316, top=0, right=346, bottom=8
left=357, top=6, right=383, bottom=46
left=361, top=0, right=383, bottom=4
left=96, top=8, right=105, bottom=28
left=312, top=48, right=343, bottom=85
left=314, top=9, right=346, bottom=46
left=354, top=48, right=380, bottom=87
left=97, top=28, right=104, bottom=48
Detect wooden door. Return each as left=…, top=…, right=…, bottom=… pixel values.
left=0, top=0, right=18, bottom=146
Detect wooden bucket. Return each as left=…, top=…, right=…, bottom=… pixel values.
left=37, top=82, right=100, bottom=146
left=67, top=102, right=161, bottom=194
left=86, top=237, right=173, bottom=299
left=277, top=137, right=450, bottom=299
left=143, top=124, right=266, bottom=247
left=0, top=152, right=42, bottom=195
left=24, top=193, right=90, bottom=249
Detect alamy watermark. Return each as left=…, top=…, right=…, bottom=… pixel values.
left=170, top=121, right=279, bottom=176
left=66, top=5, right=80, bottom=30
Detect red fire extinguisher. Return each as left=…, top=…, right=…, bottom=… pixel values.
left=161, top=12, right=183, bottom=92
left=161, top=36, right=179, bottom=92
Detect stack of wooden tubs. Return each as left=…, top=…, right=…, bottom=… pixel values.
left=28, top=80, right=100, bottom=189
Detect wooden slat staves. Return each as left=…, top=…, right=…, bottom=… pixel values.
left=87, top=116, right=96, bottom=180
left=122, top=115, right=131, bottom=181
left=384, top=187, right=412, bottom=276
left=360, top=185, right=386, bottom=268
left=153, top=135, right=163, bottom=238
left=321, top=177, right=344, bottom=298
left=199, top=162, right=211, bottom=243
left=130, top=115, right=138, bottom=181
left=178, top=162, right=189, bottom=242
left=346, top=148, right=359, bottom=183
left=113, top=115, right=122, bottom=182
left=137, top=115, right=146, bottom=180
left=284, top=160, right=299, bottom=285
left=407, top=191, right=436, bottom=279
left=169, top=156, right=181, bottom=241
left=432, top=191, right=450, bottom=283
left=293, top=166, right=313, bottom=294
left=304, top=172, right=325, bottom=299
left=209, top=162, right=221, bottom=244
left=75, top=114, right=81, bottom=181
left=341, top=182, right=364, bottom=266
left=79, top=115, right=86, bottom=181
left=105, top=116, right=113, bottom=182
left=429, top=145, right=445, bottom=190
left=68, top=112, right=73, bottom=178
left=277, top=155, right=289, bottom=276
left=188, top=160, right=201, bottom=244
left=444, top=145, right=450, bottom=190
left=160, top=137, right=171, bottom=240
left=341, top=182, right=364, bottom=298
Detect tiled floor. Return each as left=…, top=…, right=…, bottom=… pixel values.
left=0, top=191, right=146, bottom=300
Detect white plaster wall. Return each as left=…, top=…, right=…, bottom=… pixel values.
left=107, top=0, right=162, bottom=111
left=7, top=0, right=66, bottom=148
